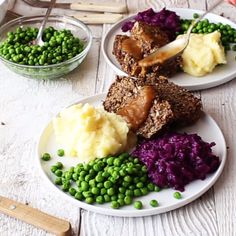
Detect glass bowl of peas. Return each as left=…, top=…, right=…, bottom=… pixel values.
left=0, top=15, right=92, bottom=79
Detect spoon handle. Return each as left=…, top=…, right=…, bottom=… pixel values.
left=0, top=195, right=71, bottom=235
left=35, top=0, right=56, bottom=43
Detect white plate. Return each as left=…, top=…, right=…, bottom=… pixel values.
left=102, top=8, right=236, bottom=91
left=36, top=93, right=227, bottom=217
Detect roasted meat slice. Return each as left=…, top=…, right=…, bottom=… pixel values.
left=103, top=76, right=202, bottom=138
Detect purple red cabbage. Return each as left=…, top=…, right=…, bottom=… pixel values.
left=121, top=8, right=181, bottom=40
left=131, top=133, right=220, bottom=192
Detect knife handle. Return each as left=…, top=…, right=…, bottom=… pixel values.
left=0, top=196, right=71, bottom=236
left=72, top=13, right=123, bottom=24
left=70, top=2, right=127, bottom=13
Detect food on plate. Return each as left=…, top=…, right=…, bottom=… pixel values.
left=178, top=31, right=227, bottom=76
left=53, top=103, right=135, bottom=161
left=41, top=153, right=51, bottom=161
left=150, top=199, right=159, bottom=207
left=0, top=26, right=84, bottom=66
left=51, top=153, right=160, bottom=209
left=173, top=192, right=182, bottom=199
left=121, top=8, right=181, bottom=41
left=113, top=21, right=183, bottom=78
left=132, top=133, right=220, bottom=191
left=179, top=18, right=236, bottom=51
left=114, top=8, right=236, bottom=78
left=103, top=76, right=202, bottom=138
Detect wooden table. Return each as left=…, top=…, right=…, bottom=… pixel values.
left=0, top=0, right=236, bottom=235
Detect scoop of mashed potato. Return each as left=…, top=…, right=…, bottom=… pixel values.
left=53, top=103, right=133, bottom=162
left=178, top=31, right=226, bottom=76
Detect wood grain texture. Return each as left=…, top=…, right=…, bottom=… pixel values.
left=1, top=0, right=236, bottom=235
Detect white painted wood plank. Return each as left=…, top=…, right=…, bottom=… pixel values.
left=1, top=1, right=103, bottom=234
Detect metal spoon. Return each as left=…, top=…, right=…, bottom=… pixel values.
left=138, top=0, right=223, bottom=67
left=31, top=0, right=56, bottom=46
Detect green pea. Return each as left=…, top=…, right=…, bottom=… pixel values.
left=97, top=183, right=103, bottom=188
left=93, top=163, right=102, bottom=172
left=111, top=201, right=120, bottom=209
left=150, top=200, right=159, bottom=207
left=141, top=188, right=148, bottom=196
left=89, top=179, right=96, bottom=187
left=125, top=190, right=133, bottom=196
left=134, top=201, right=143, bottom=209
left=57, top=149, right=65, bottom=157
left=55, top=162, right=63, bottom=169
left=114, top=159, right=122, bottom=166
left=41, top=153, right=51, bottom=161
left=136, top=182, right=144, bottom=188
left=100, top=188, right=107, bottom=195
left=124, top=175, right=132, bottom=183
left=134, top=189, right=142, bottom=197
left=75, top=192, right=83, bottom=200
left=107, top=157, right=114, bottom=166
left=54, top=177, right=62, bottom=185
left=95, top=174, right=104, bottom=183
left=85, top=175, right=92, bottom=182
left=72, top=173, right=78, bottom=181
left=111, top=195, right=118, bottom=201
left=91, top=187, right=100, bottom=195
left=55, top=170, right=63, bottom=177
left=81, top=181, right=89, bottom=191
left=85, top=197, right=94, bottom=204
left=119, top=187, right=126, bottom=194
left=154, top=186, right=161, bottom=192
left=96, top=196, right=104, bottom=204
left=107, top=188, right=115, bottom=196
left=104, top=194, right=111, bottom=202
left=147, top=183, right=155, bottom=191
left=193, top=13, right=199, bottom=19
left=62, top=183, right=70, bottom=192
left=50, top=165, right=58, bottom=173
left=173, top=192, right=182, bottom=199
left=104, top=180, right=112, bottom=189
left=83, top=191, right=92, bottom=198
left=124, top=196, right=132, bottom=205
left=69, top=187, right=76, bottom=196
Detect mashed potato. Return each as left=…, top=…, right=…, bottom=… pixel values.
left=178, top=31, right=226, bottom=76
left=53, top=103, right=132, bottom=162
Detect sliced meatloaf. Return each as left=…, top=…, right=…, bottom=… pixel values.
left=103, top=76, right=202, bottom=138
left=112, top=22, right=183, bottom=78
left=131, top=22, right=170, bottom=55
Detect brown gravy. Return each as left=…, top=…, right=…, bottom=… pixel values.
left=139, top=47, right=182, bottom=67
left=121, top=38, right=143, bottom=59
left=117, top=86, right=156, bottom=130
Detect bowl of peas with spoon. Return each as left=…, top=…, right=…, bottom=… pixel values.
left=0, top=15, right=92, bottom=79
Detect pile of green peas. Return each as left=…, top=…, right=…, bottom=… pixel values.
left=0, top=26, right=84, bottom=66
left=50, top=153, right=161, bottom=209
left=178, top=13, right=236, bottom=51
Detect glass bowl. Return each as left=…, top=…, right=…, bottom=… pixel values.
left=0, top=15, right=92, bottom=79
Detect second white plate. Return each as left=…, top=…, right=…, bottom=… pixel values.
left=36, top=93, right=227, bottom=217
left=102, top=8, right=236, bottom=91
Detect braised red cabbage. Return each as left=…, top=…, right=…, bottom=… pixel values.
left=131, top=133, right=220, bottom=192
left=121, top=8, right=181, bottom=40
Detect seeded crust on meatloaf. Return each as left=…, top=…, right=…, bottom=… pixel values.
left=131, top=21, right=170, bottom=55
left=113, top=22, right=183, bottom=78
left=103, top=76, right=202, bottom=138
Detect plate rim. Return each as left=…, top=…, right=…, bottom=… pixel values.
left=36, top=93, right=227, bottom=217
left=101, top=7, right=236, bottom=91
